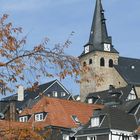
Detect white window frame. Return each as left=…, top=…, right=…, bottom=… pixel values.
left=127, top=89, right=136, bottom=101
left=91, top=117, right=100, bottom=127
left=63, top=134, right=69, bottom=140
left=61, top=92, right=66, bottom=97
left=19, top=116, right=28, bottom=122
left=87, top=136, right=97, bottom=140
left=88, top=98, right=93, bottom=104
left=35, top=113, right=44, bottom=122
left=53, top=91, right=58, bottom=97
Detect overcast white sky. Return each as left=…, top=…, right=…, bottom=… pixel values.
left=0, top=0, right=140, bottom=96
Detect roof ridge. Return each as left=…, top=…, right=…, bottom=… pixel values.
left=120, top=56, right=140, bottom=61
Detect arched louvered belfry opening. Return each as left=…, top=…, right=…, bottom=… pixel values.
left=100, top=58, right=105, bottom=67
left=83, top=61, right=87, bottom=67
left=89, top=59, right=93, bottom=65
left=109, top=59, right=113, bottom=67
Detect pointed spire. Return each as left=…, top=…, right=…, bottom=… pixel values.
left=89, top=0, right=110, bottom=47
left=81, top=0, right=118, bottom=56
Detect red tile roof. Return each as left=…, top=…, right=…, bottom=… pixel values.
left=20, top=96, right=103, bottom=128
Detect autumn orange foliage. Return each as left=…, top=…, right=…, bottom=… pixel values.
left=0, top=14, right=79, bottom=94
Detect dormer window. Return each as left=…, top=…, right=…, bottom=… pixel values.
left=61, top=92, right=66, bottom=97
left=127, top=89, right=136, bottom=101
left=53, top=91, right=58, bottom=97
left=91, top=117, right=100, bottom=127
left=63, top=135, right=69, bottom=140
left=19, top=116, right=29, bottom=122
left=88, top=98, right=93, bottom=104
left=71, top=115, right=80, bottom=124
left=35, top=112, right=47, bottom=122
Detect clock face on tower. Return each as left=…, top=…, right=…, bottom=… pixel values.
left=104, top=43, right=111, bottom=52
left=85, top=45, right=89, bottom=54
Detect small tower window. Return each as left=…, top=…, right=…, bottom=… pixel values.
left=100, top=58, right=105, bottom=67
left=83, top=62, right=87, bottom=67
left=89, top=59, right=92, bottom=65
left=109, top=59, right=113, bottom=67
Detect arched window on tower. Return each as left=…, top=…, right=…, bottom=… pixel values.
left=100, top=58, right=105, bottom=67
left=83, top=61, right=87, bottom=67
left=89, top=59, right=93, bottom=65
left=109, top=59, right=113, bottom=67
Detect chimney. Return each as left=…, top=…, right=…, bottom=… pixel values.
left=18, top=85, right=24, bottom=101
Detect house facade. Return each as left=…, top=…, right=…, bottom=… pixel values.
left=0, top=79, right=75, bottom=121
left=75, top=106, right=139, bottom=140
left=18, top=96, right=103, bottom=140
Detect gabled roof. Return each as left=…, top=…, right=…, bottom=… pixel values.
left=76, top=106, right=138, bottom=137
left=86, top=85, right=134, bottom=105
left=119, top=99, right=140, bottom=113
left=1, top=79, right=73, bottom=110
left=19, top=96, right=103, bottom=129
left=100, top=107, right=138, bottom=131
left=115, top=57, right=140, bottom=86
left=2, top=79, right=57, bottom=101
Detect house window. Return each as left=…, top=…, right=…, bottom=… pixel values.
left=63, top=135, right=69, bottom=140
left=19, top=116, right=28, bottom=122
left=89, top=59, right=93, bottom=65
left=122, top=135, right=129, bottom=140
left=88, top=98, right=93, bottom=104
left=100, top=58, right=105, bottom=67
left=71, top=115, right=80, bottom=124
left=87, top=136, right=96, bottom=140
left=35, top=113, right=44, bottom=121
left=91, top=117, right=100, bottom=127
left=61, top=92, right=66, bottom=97
left=53, top=91, right=58, bottom=97
left=127, top=93, right=136, bottom=100
left=127, top=89, right=136, bottom=101
left=109, top=59, right=113, bottom=67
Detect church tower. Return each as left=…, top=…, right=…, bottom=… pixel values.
left=80, top=0, right=119, bottom=101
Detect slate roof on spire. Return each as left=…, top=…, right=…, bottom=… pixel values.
left=81, top=0, right=118, bottom=56
left=89, top=0, right=108, bottom=46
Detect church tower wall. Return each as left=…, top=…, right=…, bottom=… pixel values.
left=80, top=51, right=120, bottom=101
left=79, top=0, right=120, bottom=101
